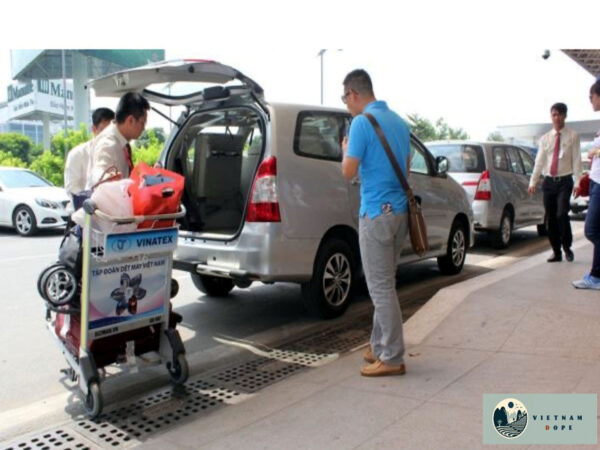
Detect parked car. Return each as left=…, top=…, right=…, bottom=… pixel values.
left=427, top=141, right=546, bottom=248
left=90, top=60, right=475, bottom=319
left=0, top=167, right=70, bottom=236
left=570, top=153, right=591, bottom=215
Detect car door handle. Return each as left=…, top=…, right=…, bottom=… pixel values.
left=351, top=177, right=361, bottom=186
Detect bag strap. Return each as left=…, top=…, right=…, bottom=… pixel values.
left=91, top=165, right=121, bottom=191
left=363, top=113, right=410, bottom=193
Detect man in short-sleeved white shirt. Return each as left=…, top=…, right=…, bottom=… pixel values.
left=64, top=108, right=114, bottom=198
left=87, top=92, right=149, bottom=188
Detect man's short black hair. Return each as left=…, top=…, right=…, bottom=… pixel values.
left=590, top=79, right=600, bottom=97
left=115, top=92, right=150, bottom=123
left=91, top=107, right=114, bottom=127
left=343, top=69, right=374, bottom=96
left=551, top=102, right=568, bottom=116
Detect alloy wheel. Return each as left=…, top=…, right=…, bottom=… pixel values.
left=451, top=229, right=466, bottom=267
left=322, top=253, right=351, bottom=307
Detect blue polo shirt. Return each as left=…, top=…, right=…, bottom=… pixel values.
left=346, top=100, right=410, bottom=219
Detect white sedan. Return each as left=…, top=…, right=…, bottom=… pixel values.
left=0, top=167, right=70, bottom=236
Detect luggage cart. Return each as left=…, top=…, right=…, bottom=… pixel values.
left=41, top=201, right=188, bottom=417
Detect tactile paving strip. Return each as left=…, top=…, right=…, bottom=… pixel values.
left=3, top=312, right=373, bottom=449
left=1, top=429, right=96, bottom=450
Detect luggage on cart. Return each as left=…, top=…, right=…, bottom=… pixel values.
left=39, top=201, right=188, bottom=418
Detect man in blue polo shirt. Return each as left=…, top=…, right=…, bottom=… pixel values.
left=341, top=69, right=410, bottom=377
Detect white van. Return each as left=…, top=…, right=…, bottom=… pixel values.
left=90, top=60, right=474, bottom=318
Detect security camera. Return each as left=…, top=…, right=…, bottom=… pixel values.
left=542, top=50, right=551, bottom=60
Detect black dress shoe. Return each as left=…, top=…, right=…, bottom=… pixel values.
left=564, top=249, right=574, bottom=262
left=547, top=254, right=562, bottom=263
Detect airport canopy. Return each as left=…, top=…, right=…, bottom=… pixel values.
left=562, top=49, right=600, bottom=78
left=11, top=50, right=165, bottom=80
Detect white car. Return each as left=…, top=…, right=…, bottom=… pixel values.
left=0, top=167, right=70, bottom=236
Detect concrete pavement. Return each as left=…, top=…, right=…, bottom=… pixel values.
left=137, top=238, right=600, bottom=449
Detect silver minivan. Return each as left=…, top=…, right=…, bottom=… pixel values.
left=90, top=60, right=475, bottom=319
left=427, top=141, right=546, bottom=248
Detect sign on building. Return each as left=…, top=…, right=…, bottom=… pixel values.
left=7, top=79, right=74, bottom=121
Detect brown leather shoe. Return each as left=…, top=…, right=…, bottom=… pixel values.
left=360, top=360, right=406, bottom=377
left=363, top=346, right=376, bottom=364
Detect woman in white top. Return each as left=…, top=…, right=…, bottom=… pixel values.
left=573, top=79, right=600, bottom=289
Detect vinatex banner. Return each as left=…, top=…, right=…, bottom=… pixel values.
left=87, top=255, right=169, bottom=338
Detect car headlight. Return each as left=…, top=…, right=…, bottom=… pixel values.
left=35, top=198, right=59, bottom=209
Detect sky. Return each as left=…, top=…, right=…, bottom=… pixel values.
left=0, top=0, right=597, bottom=142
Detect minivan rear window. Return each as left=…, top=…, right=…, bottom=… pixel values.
left=428, top=145, right=485, bottom=173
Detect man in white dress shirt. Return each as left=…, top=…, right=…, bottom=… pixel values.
left=87, top=92, right=150, bottom=188
left=64, top=108, right=114, bottom=206
left=528, top=102, right=582, bottom=263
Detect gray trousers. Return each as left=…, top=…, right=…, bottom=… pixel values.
left=359, top=213, right=408, bottom=366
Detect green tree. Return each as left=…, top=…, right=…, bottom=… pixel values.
left=29, top=151, right=65, bottom=186
left=51, top=124, right=90, bottom=157
left=132, top=128, right=165, bottom=166
left=407, top=114, right=437, bottom=141
left=0, top=133, right=34, bottom=163
left=407, top=114, right=470, bottom=142
left=0, top=150, right=27, bottom=168
left=487, top=131, right=504, bottom=142
left=136, top=127, right=166, bottom=148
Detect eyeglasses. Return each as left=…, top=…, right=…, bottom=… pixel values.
left=341, top=91, right=352, bottom=104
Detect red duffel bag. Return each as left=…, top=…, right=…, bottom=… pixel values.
left=128, top=162, right=185, bottom=229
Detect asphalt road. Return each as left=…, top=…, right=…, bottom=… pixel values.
left=0, top=219, right=586, bottom=434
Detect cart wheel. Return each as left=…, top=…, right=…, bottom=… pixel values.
left=84, top=382, right=103, bottom=418
left=167, top=353, right=188, bottom=385
left=37, top=263, right=62, bottom=300
left=43, top=265, right=78, bottom=306
left=170, top=278, right=179, bottom=299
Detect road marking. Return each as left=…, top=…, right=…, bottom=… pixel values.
left=0, top=253, right=57, bottom=263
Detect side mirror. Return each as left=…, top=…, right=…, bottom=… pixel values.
left=435, top=156, right=449, bottom=175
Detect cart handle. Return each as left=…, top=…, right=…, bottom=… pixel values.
left=82, top=200, right=186, bottom=224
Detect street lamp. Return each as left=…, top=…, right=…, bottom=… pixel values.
left=317, top=49, right=342, bottom=105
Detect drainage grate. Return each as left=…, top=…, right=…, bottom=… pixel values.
left=73, top=380, right=232, bottom=447
left=4, top=311, right=375, bottom=449
left=1, top=429, right=93, bottom=450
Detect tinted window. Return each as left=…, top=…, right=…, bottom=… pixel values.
left=410, top=140, right=430, bottom=175
left=506, top=146, right=525, bottom=174
left=428, top=144, right=485, bottom=173
left=0, top=170, right=51, bottom=188
left=294, top=112, right=348, bottom=161
left=519, top=148, right=535, bottom=175
left=492, top=146, right=509, bottom=171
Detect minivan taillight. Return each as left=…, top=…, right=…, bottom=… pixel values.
left=246, top=156, right=281, bottom=222
left=474, top=170, right=491, bottom=201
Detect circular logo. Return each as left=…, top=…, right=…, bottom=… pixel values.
left=493, top=398, right=528, bottom=439
left=111, top=238, right=131, bottom=253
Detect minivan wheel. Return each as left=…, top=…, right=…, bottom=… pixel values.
left=190, top=274, right=234, bottom=297
left=437, top=220, right=467, bottom=275
left=301, top=238, right=354, bottom=319
left=491, top=210, right=512, bottom=249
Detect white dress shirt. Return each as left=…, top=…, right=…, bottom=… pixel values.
left=64, top=140, right=91, bottom=195
left=529, top=126, right=581, bottom=187
left=87, top=122, right=130, bottom=189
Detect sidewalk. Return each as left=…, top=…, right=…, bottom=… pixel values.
left=143, top=238, right=600, bottom=449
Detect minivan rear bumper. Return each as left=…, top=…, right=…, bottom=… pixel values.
left=173, top=222, right=319, bottom=283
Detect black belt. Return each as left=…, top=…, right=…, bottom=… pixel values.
left=545, top=174, right=572, bottom=182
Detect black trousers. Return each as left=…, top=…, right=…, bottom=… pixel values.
left=542, top=175, right=574, bottom=254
